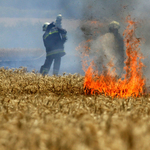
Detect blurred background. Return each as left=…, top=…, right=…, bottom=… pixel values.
left=0, top=0, right=150, bottom=78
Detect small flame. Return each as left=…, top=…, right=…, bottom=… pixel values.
left=80, top=16, right=146, bottom=98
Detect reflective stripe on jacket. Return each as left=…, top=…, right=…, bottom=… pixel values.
left=44, top=30, right=59, bottom=40
left=46, top=49, right=65, bottom=57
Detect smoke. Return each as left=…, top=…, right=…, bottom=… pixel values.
left=0, top=0, right=84, bottom=74
left=0, top=0, right=150, bottom=77
left=75, top=0, right=150, bottom=82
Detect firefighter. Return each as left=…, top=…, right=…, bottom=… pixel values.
left=90, top=20, right=125, bottom=77
left=40, top=14, right=67, bottom=75
left=108, top=21, right=125, bottom=76
left=108, top=21, right=124, bottom=53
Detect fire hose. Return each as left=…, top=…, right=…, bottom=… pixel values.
left=0, top=52, right=45, bottom=63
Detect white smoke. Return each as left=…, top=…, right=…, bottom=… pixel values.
left=1, top=0, right=150, bottom=77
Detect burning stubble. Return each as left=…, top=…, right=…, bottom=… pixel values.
left=0, top=67, right=150, bottom=149
left=78, top=16, right=146, bottom=98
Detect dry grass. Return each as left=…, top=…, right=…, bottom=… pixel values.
left=0, top=67, right=150, bottom=150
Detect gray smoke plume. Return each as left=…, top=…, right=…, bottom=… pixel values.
left=76, top=0, right=150, bottom=82
left=1, top=0, right=150, bottom=78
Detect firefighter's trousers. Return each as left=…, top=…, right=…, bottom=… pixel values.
left=40, top=54, right=61, bottom=75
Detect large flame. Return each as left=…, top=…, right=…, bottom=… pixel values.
left=79, top=16, right=146, bottom=98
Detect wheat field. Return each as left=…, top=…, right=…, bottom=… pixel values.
left=0, top=67, right=150, bottom=150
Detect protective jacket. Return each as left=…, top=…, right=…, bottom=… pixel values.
left=90, top=31, right=124, bottom=77
left=43, top=22, right=67, bottom=57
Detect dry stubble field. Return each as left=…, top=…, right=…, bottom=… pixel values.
left=0, top=67, right=150, bottom=150
left=0, top=17, right=150, bottom=150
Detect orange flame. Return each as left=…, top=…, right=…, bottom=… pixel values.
left=82, top=16, right=146, bottom=98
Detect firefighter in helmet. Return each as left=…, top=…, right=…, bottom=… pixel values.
left=108, top=21, right=124, bottom=54
left=40, top=14, right=67, bottom=75
left=90, top=20, right=125, bottom=77
left=108, top=21, right=125, bottom=76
